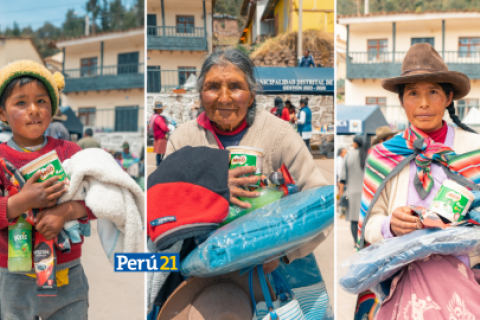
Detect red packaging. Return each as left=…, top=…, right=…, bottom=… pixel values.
left=33, top=232, right=57, bottom=297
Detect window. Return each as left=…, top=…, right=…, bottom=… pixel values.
left=367, top=39, right=388, bottom=60
left=115, top=106, right=139, bottom=132
left=459, top=37, right=480, bottom=58
left=176, top=16, right=194, bottom=34
left=178, top=67, right=196, bottom=87
left=117, top=52, right=139, bottom=74
left=80, top=57, right=97, bottom=77
left=457, top=98, right=479, bottom=120
left=366, top=97, right=386, bottom=106
left=147, top=14, right=157, bottom=36
left=78, top=107, right=96, bottom=126
left=147, top=66, right=161, bottom=93
left=411, top=38, right=435, bottom=47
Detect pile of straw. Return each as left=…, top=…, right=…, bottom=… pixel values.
left=250, top=29, right=334, bottom=67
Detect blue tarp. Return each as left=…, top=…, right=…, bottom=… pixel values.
left=336, top=105, right=388, bottom=135
left=255, top=67, right=334, bottom=95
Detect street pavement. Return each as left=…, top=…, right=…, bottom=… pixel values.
left=83, top=221, right=144, bottom=320
left=147, top=153, right=336, bottom=308
left=336, top=216, right=359, bottom=320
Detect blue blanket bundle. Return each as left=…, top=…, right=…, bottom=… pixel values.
left=181, top=186, right=334, bottom=277
left=339, top=226, right=480, bottom=294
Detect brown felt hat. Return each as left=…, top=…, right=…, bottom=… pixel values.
left=381, top=43, right=470, bottom=100
left=158, top=269, right=276, bottom=320
left=372, top=126, right=398, bottom=145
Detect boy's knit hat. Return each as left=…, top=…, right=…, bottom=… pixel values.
left=0, top=60, right=65, bottom=122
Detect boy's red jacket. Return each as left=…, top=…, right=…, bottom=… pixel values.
left=0, top=137, right=96, bottom=268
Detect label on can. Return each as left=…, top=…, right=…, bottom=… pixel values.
left=23, top=158, right=67, bottom=183
left=229, top=152, right=263, bottom=186
left=429, top=185, right=470, bottom=222
left=8, top=230, right=32, bottom=258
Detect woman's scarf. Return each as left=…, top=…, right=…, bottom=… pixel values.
left=358, top=125, right=480, bottom=248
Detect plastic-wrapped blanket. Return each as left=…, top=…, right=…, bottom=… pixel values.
left=339, top=226, right=480, bottom=294
left=181, top=186, right=334, bottom=277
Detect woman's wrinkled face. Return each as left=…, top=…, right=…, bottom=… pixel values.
left=401, top=82, right=453, bottom=132
left=201, top=64, right=255, bottom=131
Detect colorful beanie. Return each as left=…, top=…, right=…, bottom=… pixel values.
left=0, top=60, right=65, bottom=120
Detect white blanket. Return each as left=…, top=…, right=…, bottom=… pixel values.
left=59, top=148, right=144, bottom=263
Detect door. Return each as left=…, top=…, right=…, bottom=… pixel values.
left=118, top=52, right=139, bottom=74
left=115, top=106, right=139, bottom=132
left=147, top=66, right=161, bottom=93
left=147, top=14, right=157, bottom=36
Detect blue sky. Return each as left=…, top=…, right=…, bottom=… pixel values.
left=0, top=0, right=136, bottom=32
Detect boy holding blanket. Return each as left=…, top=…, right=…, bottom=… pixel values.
left=0, top=60, right=95, bottom=319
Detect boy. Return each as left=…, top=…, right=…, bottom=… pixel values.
left=0, top=60, right=95, bottom=319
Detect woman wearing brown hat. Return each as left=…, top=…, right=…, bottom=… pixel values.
left=359, top=43, right=480, bottom=318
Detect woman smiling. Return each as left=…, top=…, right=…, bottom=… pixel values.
left=165, top=49, right=330, bottom=267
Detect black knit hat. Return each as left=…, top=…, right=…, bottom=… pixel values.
left=147, top=146, right=230, bottom=250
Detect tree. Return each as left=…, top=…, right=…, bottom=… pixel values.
left=62, top=9, right=85, bottom=38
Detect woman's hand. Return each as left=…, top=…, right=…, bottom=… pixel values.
left=390, top=206, right=423, bottom=237
left=228, top=166, right=260, bottom=208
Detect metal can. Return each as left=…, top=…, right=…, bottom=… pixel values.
left=429, top=180, right=475, bottom=222
left=226, top=146, right=264, bottom=187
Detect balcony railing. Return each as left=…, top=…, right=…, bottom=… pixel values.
left=147, top=26, right=207, bottom=51
left=347, top=51, right=480, bottom=79
left=147, top=69, right=199, bottom=93
left=63, top=63, right=144, bottom=93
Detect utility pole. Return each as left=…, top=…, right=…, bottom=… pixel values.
left=297, top=0, right=303, bottom=62
left=85, top=15, right=90, bottom=36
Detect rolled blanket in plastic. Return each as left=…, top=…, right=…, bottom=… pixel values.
left=180, top=186, right=334, bottom=277
left=339, top=226, right=480, bottom=294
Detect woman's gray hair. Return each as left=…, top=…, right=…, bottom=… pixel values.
left=197, top=48, right=258, bottom=125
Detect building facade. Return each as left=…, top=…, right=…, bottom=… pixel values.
left=146, top=0, right=213, bottom=94
left=0, top=37, right=43, bottom=68
left=240, top=0, right=334, bottom=45
left=338, top=11, right=480, bottom=130
left=56, top=28, right=144, bottom=135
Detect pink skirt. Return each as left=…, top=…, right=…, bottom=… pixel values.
left=154, top=138, right=168, bottom=154
left=376, top=255, right=480, bottom=320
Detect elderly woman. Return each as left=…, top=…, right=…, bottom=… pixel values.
left=166, top=49, right=330, bottom=268
left=359, top=44, right=480, bottom=318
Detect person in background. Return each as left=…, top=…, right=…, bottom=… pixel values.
left=371, top=125, right=398, bottom=147
left=45, top=108, right=70, bottom=141
left=297, top=97, right=313, bottom=150
left=122, top=142, right=139, bottom=164
left=337, top=147, right=347, bottom=218
left=285, top=100, right=297, bottom=124
left=113, top=151, right=124, bottom=170
left=271, top=97, right=290, bottom=121
left=336, top=147, right=347, bottom=184
left=339, top=136, right=368, bottom=247
left=151, top=103, right=170, bottom=166
left=299, top=50, right=315, bottom=68
left=77, top=128, right=101, bottom=149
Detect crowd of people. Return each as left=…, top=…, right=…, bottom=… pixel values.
left=150, top=93, right=315, bottom=165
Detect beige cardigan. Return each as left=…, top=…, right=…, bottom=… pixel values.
left=166, top=109, right=332, bottom=263
left=365, top=127, right=480, bottom=267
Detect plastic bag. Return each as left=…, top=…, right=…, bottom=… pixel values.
left=180, top=186, right=334, bottom=277
left=339, top=226, right=480, bottom=294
